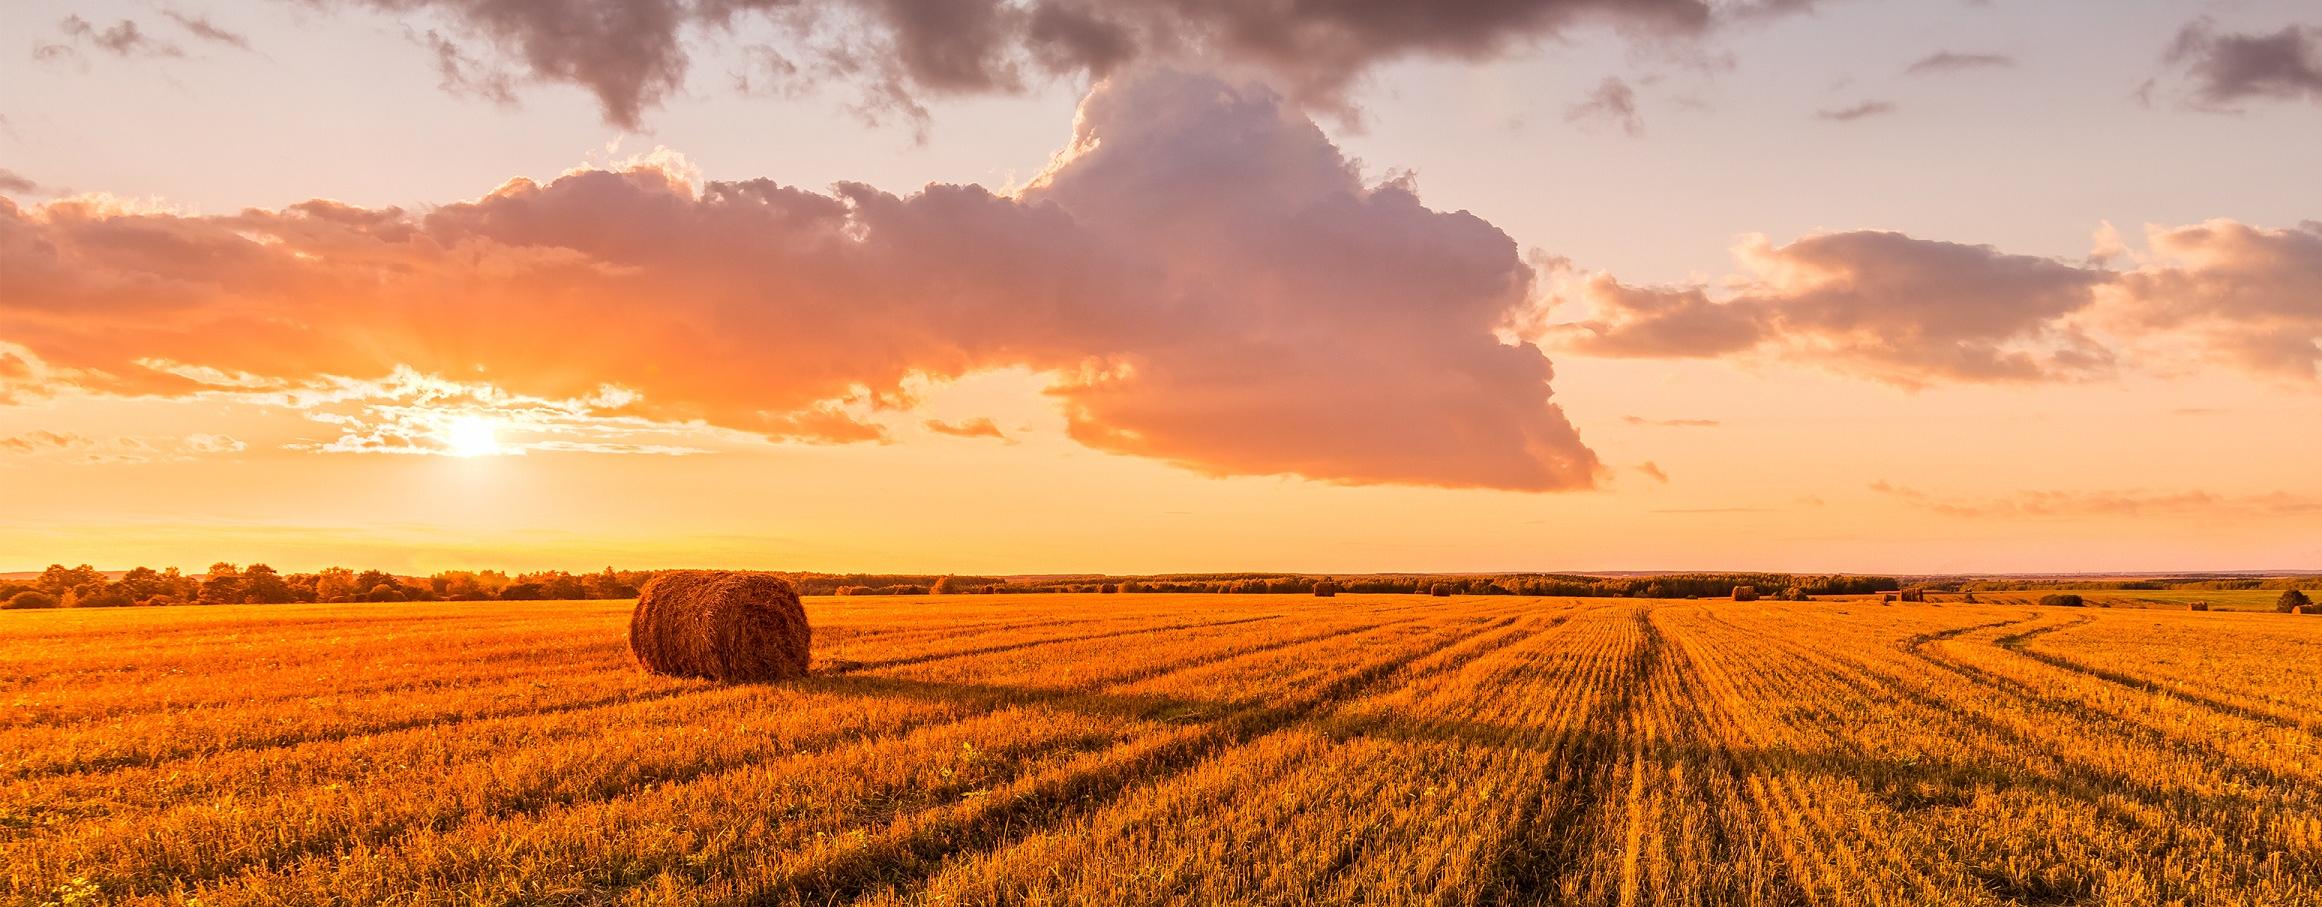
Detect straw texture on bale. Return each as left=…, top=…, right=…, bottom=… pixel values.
left=629, top=571, right=811, bottom=682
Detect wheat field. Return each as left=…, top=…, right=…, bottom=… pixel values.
left=6, top=594, right=2322, bottom=906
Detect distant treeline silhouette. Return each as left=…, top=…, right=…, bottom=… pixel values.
left=9, top=563, right=2313, bottom=610
left=5, top=563, right=1906, bottom=608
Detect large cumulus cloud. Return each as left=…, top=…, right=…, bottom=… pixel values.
left=323, top=0, right=1807, bottom=128
left=0, top=69, right=1600, bottom=491
left=1553, top=224, right=2322, bottom=385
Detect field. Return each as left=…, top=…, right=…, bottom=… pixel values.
left=7, top=594, right=2322, bottom=906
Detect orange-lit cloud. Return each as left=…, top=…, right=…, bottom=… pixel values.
left=925, top=417, right=1009, bottom=441
left=0, top=70, right=1599, bottom=491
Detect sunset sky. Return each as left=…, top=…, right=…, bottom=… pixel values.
left=3, top=0, right=2318, bottom=575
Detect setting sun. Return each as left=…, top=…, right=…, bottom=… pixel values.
left=444, top=416, right=501, bottom=458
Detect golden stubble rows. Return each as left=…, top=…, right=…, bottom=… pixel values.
left=5, top=595, right=2322, bottom=906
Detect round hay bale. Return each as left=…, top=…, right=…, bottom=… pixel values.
left=1313, top=580, right=1340, bottom=598
left=629, top=571, right=810, bottom=682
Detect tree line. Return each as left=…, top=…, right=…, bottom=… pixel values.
left=1, top=564, right=1906, bottom=609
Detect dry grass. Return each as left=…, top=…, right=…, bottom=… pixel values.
left=7, top=594, right=2322, bottom=905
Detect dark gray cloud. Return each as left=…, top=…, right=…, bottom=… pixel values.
left=317, top=0, right=1817, bottom=128
left=0, top=169, right=38, bottom=195
left=2165, top=20, right=2322, bottom=109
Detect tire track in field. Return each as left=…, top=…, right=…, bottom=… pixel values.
left=91, top=616, right=1411, bottom=900
left=1991, top=619, right=2322, bottom=734
left=1903, top=615, right=2322, bottom=797
left=1755, top=609, right=2322, bottom=891
left=702, top=616, right=1524, bottom=907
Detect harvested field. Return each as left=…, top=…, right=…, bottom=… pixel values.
left=7, top=594, right=2322, bottom=905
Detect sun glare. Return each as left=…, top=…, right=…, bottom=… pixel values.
left=445, top=416, right=502, bottom=457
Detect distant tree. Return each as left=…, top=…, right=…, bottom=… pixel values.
left=583, top=567, right=637, bottom=600
left=199, top=564, right=245, bottom=605
left=498, top=582, right=546, bottom=601
left=242, top=564, right=298, bottom=604
left=365, top=584, right=405, bottom=603
left=5, top=591, right=59, bottom=610
left=315, top=567, right=359, bottom=603
left=931, top=576, right=960, bottom=594
left=2278, top=590, right=2312, bottom=613
left=38, top=564, right=104, bottom=597
left=2039, top=594, right=2085, bottom=608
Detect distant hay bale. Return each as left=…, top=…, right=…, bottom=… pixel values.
left=1313, top=581, right=1339, bottom=598
left=1430, top=583, right=1453, bottom=597
left=2190, top=601, right=2210, bottom=612
left=2038, top=593, right=2085, bottom=608
left=1898, top=589, right=1927, bottom=603
left=1880, top=594, right=1895, bottom=604
left=1731, top=585, right=1759, bottom=602
left=629, top=571, right=810, bottom=682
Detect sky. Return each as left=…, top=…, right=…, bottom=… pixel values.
left=2, top=0, right=2318, bottom=576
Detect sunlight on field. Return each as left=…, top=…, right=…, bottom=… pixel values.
left=6, top=594, right=2322, bottom=905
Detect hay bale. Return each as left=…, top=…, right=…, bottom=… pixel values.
left=1313, top=581, right=1340, bottom=598
left=629, top=571, right=810, bottom=682
left=1731, top=585, right=1759, bottom=602
left=2190, top=601, right=2210, bottom=612
left=1430, top=583, right=1453, bottom=597
left=2038, top=593, right=2085, bottom=608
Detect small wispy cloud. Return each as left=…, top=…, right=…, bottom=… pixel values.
left=1816, top=100, right=1897, bottom=122
left=1905, top=51, right=2015, bottom=75
left=0, top=430, right=244, bottom=464
left=1872, top=481, right=2322, bottom=517
left=1566, top=77, right=1643, bottom=136
left=924, top=417, right=1009, bottom=441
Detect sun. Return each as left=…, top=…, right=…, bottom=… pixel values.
left=445, top=416, right=502, bottom=457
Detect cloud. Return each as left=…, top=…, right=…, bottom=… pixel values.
left=1555, top=231, right=2117, bottom=385
left=1904, top=51, right=2013, bottom=75
left=56, top=15, right=185, bottom=58
left=0, top=430, right=245, bottom=464
left=2104, top=220, right=2322, bottom=380
left=1873, top=481, right=2322, bottom=518
left=2164, top=20, right=2322, bottom=109
left=0, top=70, right=1599, bottom=491
left=1815, top=100, right=1895, bottom=121
left=925, top=417, right=1009, bottom=441
left=1637, top=461, right=1669, bottom=483
left=0, top=170, right=39, bottom=195
left=163, top=11, right=255, bottom=52
left=315, top=0, right=1812, bottom=128
left=1566, top=77, right=1643, bottom=135
left=1551, top=221, right=2322, bottom=386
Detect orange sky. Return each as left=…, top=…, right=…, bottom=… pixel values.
left=2, top=1, right=2317, bottom=574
